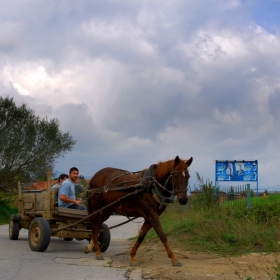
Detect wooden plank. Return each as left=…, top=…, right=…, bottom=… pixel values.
left=45, top=168, right=51, bottom=214
left=23, top=202, right=34, bottom=210
left=35, top=191, right=46, bottom=211
left=54, top=207, right=88, bottom=216
left=18, top=181, right=22, bottom=214
left=50, top=190, right=57, bottom=210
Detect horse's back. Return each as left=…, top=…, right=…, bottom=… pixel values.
left=89, top=167, right=143, bottom=189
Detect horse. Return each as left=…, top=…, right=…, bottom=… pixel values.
left=84, top=155, right=193, bottom=266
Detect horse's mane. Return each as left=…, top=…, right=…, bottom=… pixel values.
left=155, top=158, right=186, bottom=181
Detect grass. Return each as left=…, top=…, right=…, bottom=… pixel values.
left=0, top=191, right=18, bottom=225
left=144, top=194, right=280, bottom=256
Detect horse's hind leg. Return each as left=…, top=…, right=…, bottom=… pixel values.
left=129, top=220, right=152, bottom=266
left=84, top=238, right=94, bottom=254
left=84, top=218, right=104, bottom=259
left=92, top=211, right=111, bottom=260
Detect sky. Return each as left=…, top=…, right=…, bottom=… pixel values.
left=1, top=0, right=280, bottom=193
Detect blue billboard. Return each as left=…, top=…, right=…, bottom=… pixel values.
left=215, top=160, right=258, bottom=182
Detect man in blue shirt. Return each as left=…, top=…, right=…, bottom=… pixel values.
left=58, top=167, right=87, bottom=210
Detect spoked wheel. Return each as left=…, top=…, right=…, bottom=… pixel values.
left=9, top=215, right=20, bottom=240
left=28, top=218, right=51, bottom=252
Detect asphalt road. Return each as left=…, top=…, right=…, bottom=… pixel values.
left=0, top=216, right=144, bottom=280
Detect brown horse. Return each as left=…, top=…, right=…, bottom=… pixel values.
left=84, top=155, right=193, bottom=266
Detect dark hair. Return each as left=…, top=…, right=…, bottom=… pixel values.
left=69, top=167, right=79, bottom=174
left=58, top=174, right=68, bottom=182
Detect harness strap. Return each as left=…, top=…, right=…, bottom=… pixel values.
left=151, top=183, right=175, bottom=208
left=142, top=164, right=175, bottom=208
left=99, top=217, right=140, bottom=232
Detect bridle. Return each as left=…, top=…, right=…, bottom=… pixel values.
left=162, top=168, right=190, bottom=195
left=150, top=167, right=190, bottom=208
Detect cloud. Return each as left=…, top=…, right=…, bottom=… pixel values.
left=1, top=0, right=280, bottom=191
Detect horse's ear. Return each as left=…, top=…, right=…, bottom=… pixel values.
left=174, top=156, right=180, bottom=166
left=185, top=157, right=193, bottom=167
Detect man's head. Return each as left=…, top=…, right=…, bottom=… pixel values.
left=69, top=167, right=79, bottom=182
left=58, top=173, right=68, bottom=183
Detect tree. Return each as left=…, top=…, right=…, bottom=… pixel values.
left=0, top=96, right=76, bottom=191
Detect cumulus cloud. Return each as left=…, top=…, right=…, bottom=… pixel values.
left=1, top=0, right=280, bottom=191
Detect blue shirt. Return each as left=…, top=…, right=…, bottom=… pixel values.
left=58, top=178, right=75, bottom=207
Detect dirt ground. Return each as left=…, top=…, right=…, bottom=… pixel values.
left=111, top=240, right=280, bottom=280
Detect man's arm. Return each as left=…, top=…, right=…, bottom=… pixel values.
left=59, top=194, right=83, bottom=205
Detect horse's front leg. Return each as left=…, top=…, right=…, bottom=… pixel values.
left=148, top=212, right=182, bottom=267
left=129, top=220, right=152, bottom=266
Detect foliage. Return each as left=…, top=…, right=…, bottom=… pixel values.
left=0, top=191, right=18, bottom=225
left=75, top=182, right=84, bottom=197
left=77, top=179, right=89, bottom=206
left=227, top=186, right=235, bottom=200
left=0, top=96, right=76, bottom=191
left=191, top=172, right=219, bottom=209
left=251, top=189, right=255, bottom=197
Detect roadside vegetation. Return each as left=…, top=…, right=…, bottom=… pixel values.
left=145, top=175, right=280, bottom=256
left=144, top=193, right=280, bottom=279
left=0, top=192, right=18, bottom=225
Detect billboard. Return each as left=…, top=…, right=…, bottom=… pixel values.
left=215, top=160, right=258, bottom=182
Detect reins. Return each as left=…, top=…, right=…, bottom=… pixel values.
left=99, top=216, right=142, bottom=232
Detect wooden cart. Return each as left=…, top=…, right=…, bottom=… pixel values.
left=8, top=170, right=111, bottom=252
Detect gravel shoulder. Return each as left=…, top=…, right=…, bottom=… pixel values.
left=111, top=239, right=280, bottom=280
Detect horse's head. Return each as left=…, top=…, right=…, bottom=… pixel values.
left=169, top=156, right=193, bottom=205
left=155, top=156, right=193, bottom=206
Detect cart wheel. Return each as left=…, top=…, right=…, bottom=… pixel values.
left=9, top=216, right=20, bottom=240
left=99, top=223, right=111, bottom=253
left=63, top=237, right=73, bottom=241
left=11, top=214, right=21, bottom=222
left=28, top=218, right=51, bottom=252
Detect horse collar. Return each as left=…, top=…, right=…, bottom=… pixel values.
left=151, top=184, right=175, bottom=209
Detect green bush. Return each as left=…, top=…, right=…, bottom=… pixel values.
left=0, top=192, right=18, bottom=225
left=190, top=172, right=219, bottom=210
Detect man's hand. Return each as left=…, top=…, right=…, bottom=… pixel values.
left=75, top=198, right=83, bottom=205
left=60, top=194, right=83, bottom=205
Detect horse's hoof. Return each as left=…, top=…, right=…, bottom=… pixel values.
left=84, top=247, right=90, bottom=254
left=129, top=260, right=138, bottom=266
left=171, top=260, right=182, bottom=267
left=96, top=255, right=104, bottom=260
